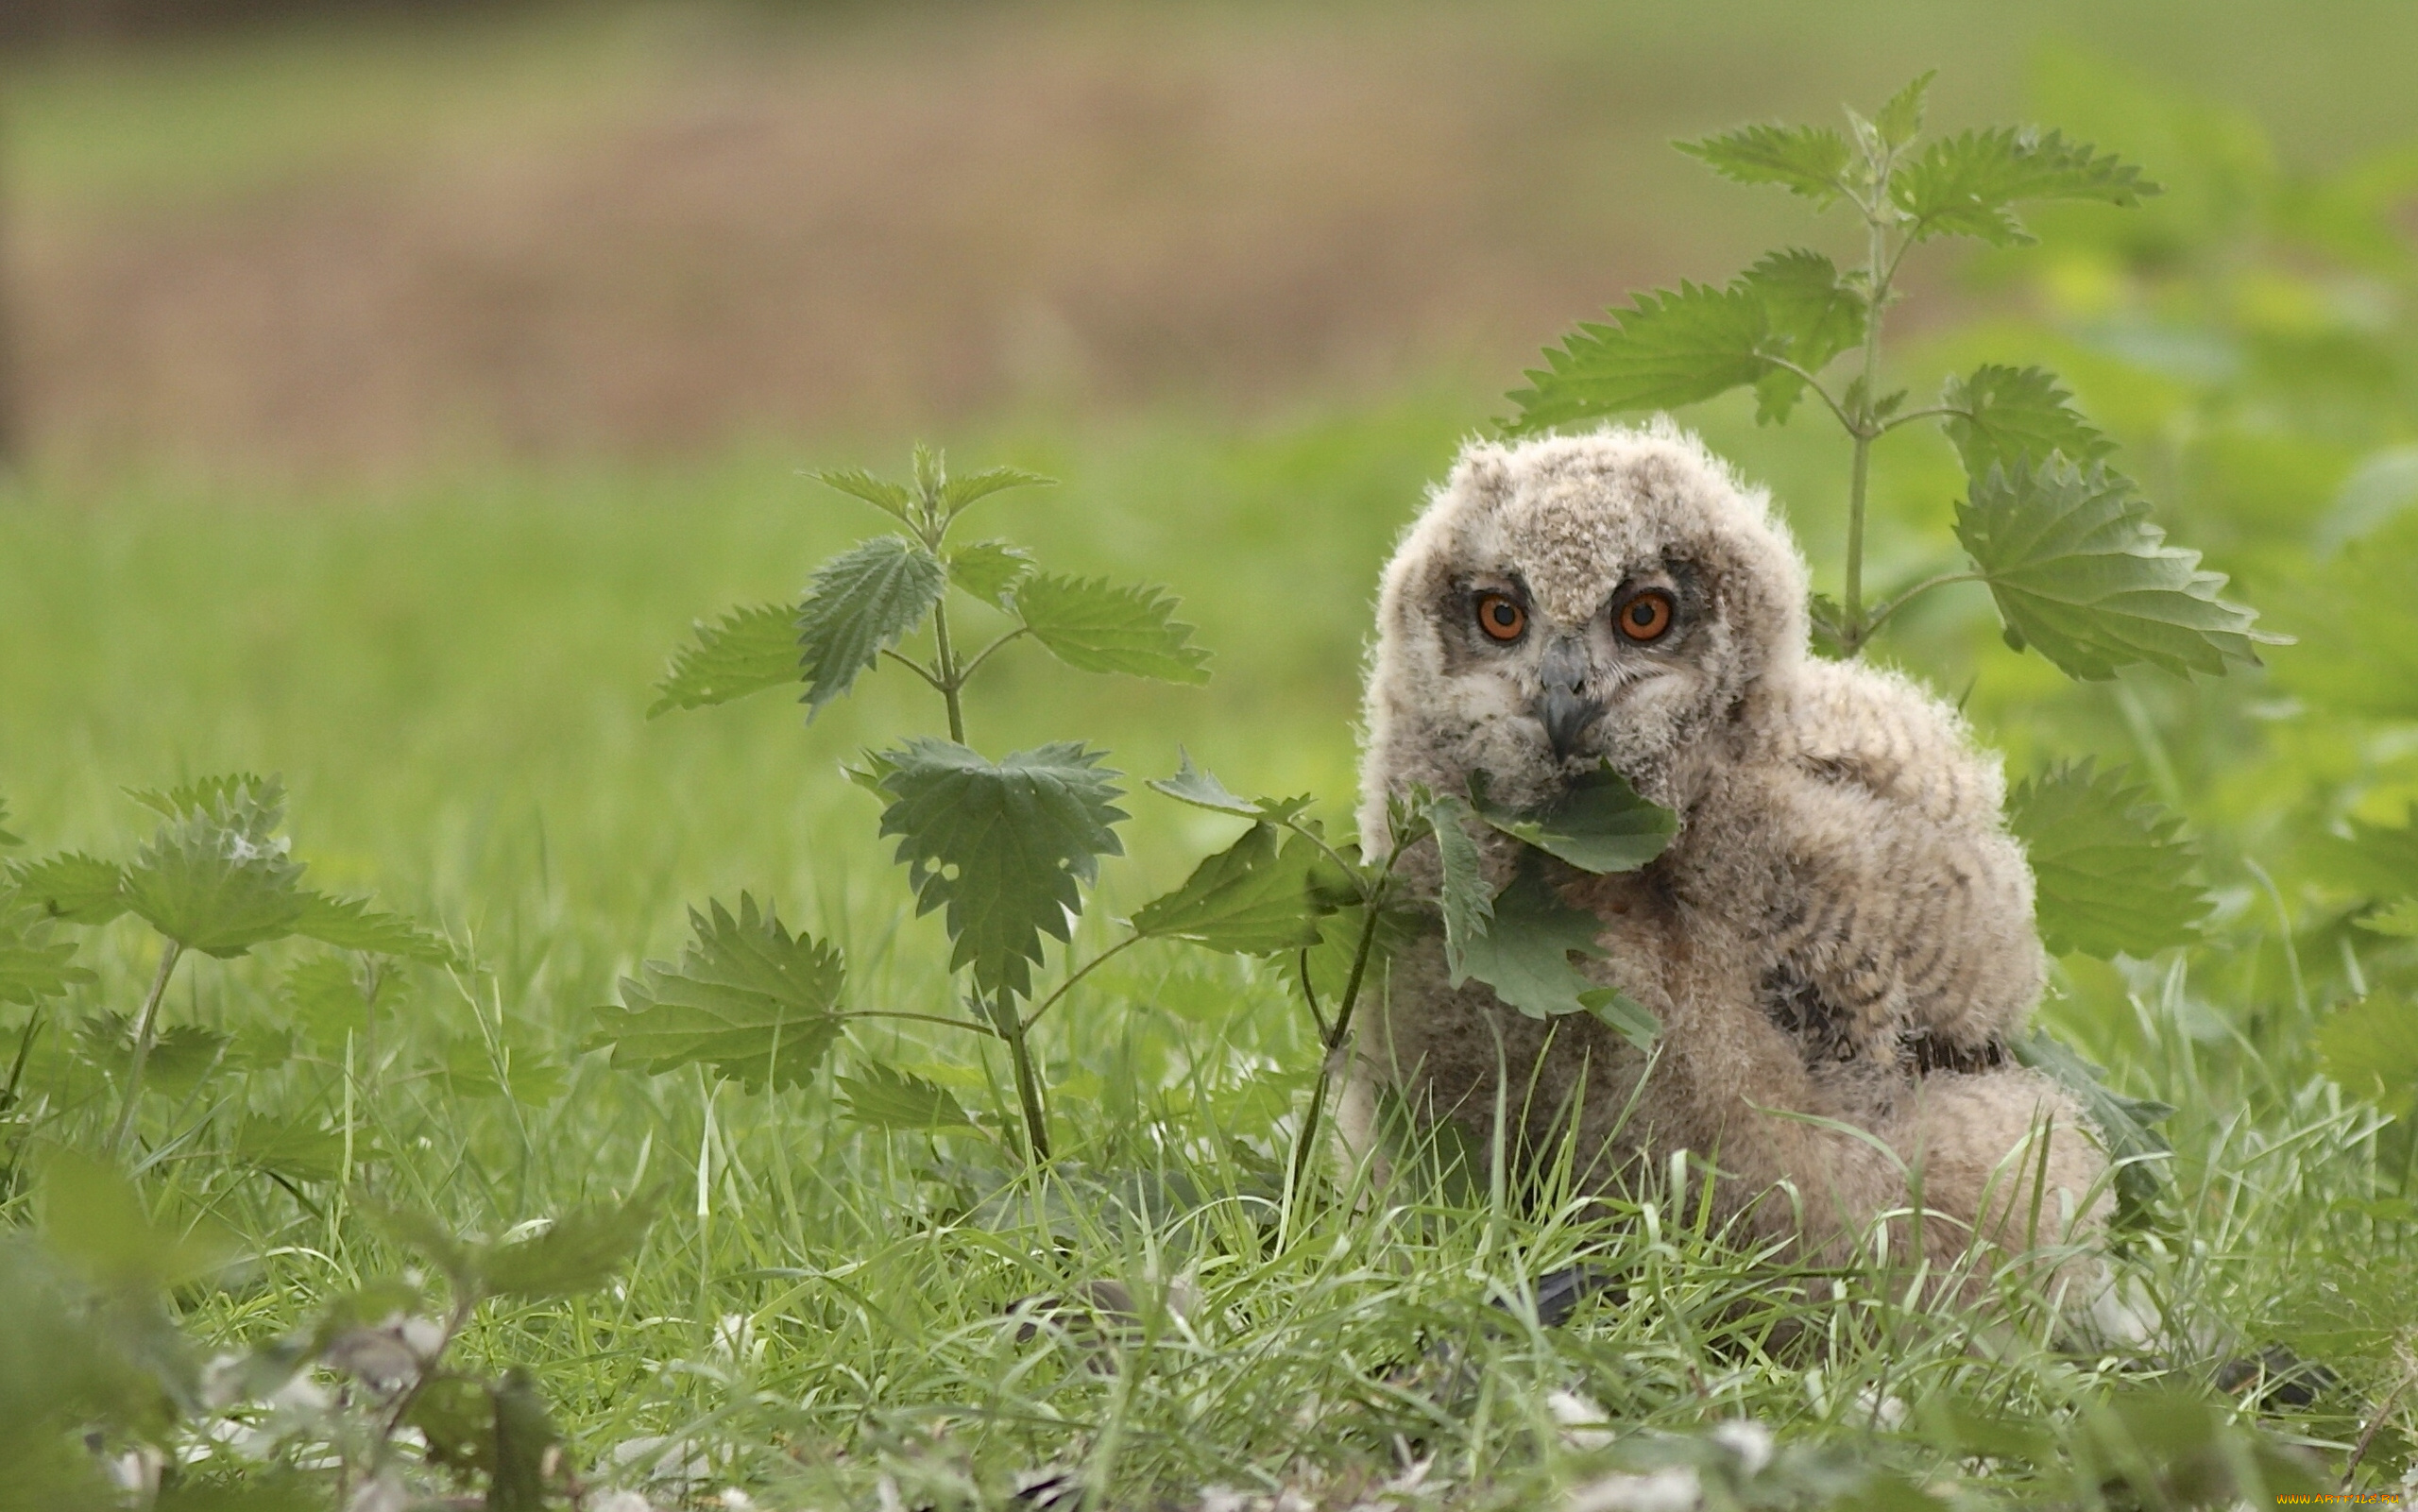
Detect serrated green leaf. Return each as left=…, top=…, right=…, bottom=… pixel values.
left=796, top=535, right=947, bottom=715
left=1940, top=365, right=2115, bottom=480
left=939, top=465, right=1055, bottom=518
left=590, top=894, right=844, bottom=1092
left=0, top=797, right=19, bottom=848
left=1507, top=281, right=1769, bottom=433
left=1455, top=863, right=1632, bottom=1031
left=77, top=1015, right=230, bottom=1100
left=124, top=774, right=274, bottom=823
left=282, top=953, right=392, bottom=1053
left=1132, top=822, right=1340, bottom=955
left=839, top=1064, right=977, bottom=1131
left=291, top=892, right=452, bottom=964
left=1424, top=794, right=1493, bottom=984
left=1147, top=750, right=1312, bottom=823
left=650, top=602, right=802, bottom=716
left=2006, top=760, right=2212, bottom=958
left=489, top=1368, right=560, bottom=1512
left=2356, top=898, right=2418, bottom=938
left=2320, top=807, right=2418, bottom=898
left=1507, top=252, right=1864, bottom=433
left=1743, top=249, right=1868, bottom=423
left=0, top=889, right=95, bottom=1008
left=878, top=739, right=1127, bottom=1001
left=123, top=780, right=308, bottom=958
left=808, top=465, right=915, bottom=523
left=1676, top=123, right=1852, bottom=204
left=1873, top=71, right=1934, bottom=148
left=366, top=1203, right=480, bottom=1290
left=39, top=1149, right=235, bottom=1292
left=1296, top=902, right=1421, bottom=1017
left=946, top=539, right=1035, bottom=608
left=12, top=852, right=130, bottom=925
left=1014, top=573, right=1212, bottom=684
left=1893, top=126, right=2157, bottom=245
left=233, top=1116, right=360, bottom=1184
left=2011, top=1030, right=2172, bottom=1213
left=1472, top=762, right=1677, bottom=875
left=2316, top=997, right=2418, bottom=1116
left=480, top=1197, right=656, bottom=1300
left=1955, top=456, right=2272, bottom=680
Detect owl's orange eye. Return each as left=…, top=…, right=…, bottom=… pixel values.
left=1617, top=590, right=1675, bottom=642
left=1475, top=593, right=1527, bottom=642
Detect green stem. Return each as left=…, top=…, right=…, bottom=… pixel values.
left=931, top=599, right=966, bottom=745
left=1859, top=571, right=1982, bottom=639
left=1021, top=931, right=1148, bottom=1033
left=1286, top=889, right=1388, bottom=1207
left=956, top=626, right=1030, bottom=686
left=110, top=939, right=185, bottom=1158
left=996, top=996, right=1052, bottom=1164
left=1842, top=185, right=1898, bottom=654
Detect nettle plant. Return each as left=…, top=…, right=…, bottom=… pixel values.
left=2, top=776, right=451, bottom=1160
left=616, top=450, right=1682, bottom=1181
left=1502, top=73, right=2276, bottom=1200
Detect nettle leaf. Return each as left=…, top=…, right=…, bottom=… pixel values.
left=40, top=1149, right=236, bottom=1292
left=839, top=1064, right=977, bottom=1131
left=2321, top=807, right=2418, bottom=899
left=1455, top=863, right=1655, bottom=1047
left=1423, top=794, right=1493, bottom=983
left=1148, top=750, right=1313, bottom=824
left=1676, top=123, right=1852, bottom=205
left=808, top=465, right=915, bottom=524
left=877, top=739, right=1128, bottom=1002
left=2317, top=997, right=2418, bottom=1116
left=1940, top=365, right=2115, bottom=479
left=124, top=778, right=309, bottom=958
left=1955, top=456, right=2272, bottom=680
left=651, top=602, right=801, bottom=716
left=0, top=889, right=95, bottom=1008
left=2012, top=1031, right=2173, bottom=1213
left=1508, top=282, right=1766, bottom=433
left=1872, top=70, right=1934, bottom=148
left=14, top=852, right=131, bottom=925
left=939, top=465, right=1054, bottom=518
left=480, top=1197, right=656, bottom=1300
left=590, top=894, right=844, bottom=1092
left=2007, top=760, right=2212, bottom=959
left=1472, top=762, right=1677, bottom=875
left=291, top=892, right=452, bottom=964
left=796, top=535, right=947, bottom=715
left=125, top=773, right=274, bottom=822
left=1743, top=249, right=1868, bottom=422
left=1014, top=573, right=1212, bottom=685
left=947, top=539, right=1036, bottom=608
left=1132, top=822, right=1343, bottom=956
left=1507, top=252, right=1865, bottom=433
left=233, top=1116, right=361, bottom=1184
left=2357, top=898, right=2418, bottom=938
left=1893, top=126, right=2156, bottom=245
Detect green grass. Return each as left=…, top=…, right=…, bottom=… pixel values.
left=6, top=2, right=2418, bottom=1505
left=4, top=391, right=2412, bottom=1505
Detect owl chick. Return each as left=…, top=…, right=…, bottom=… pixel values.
left=1345, top=420, right=2108, bottom=1279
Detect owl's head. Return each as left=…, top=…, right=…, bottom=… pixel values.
left=1365, top=421, right=1809, bottom=812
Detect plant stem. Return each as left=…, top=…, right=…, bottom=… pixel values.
left=1286, top=895, right=1387, bottom=1207
left=1021, top=931, right=1147, bottom=1033
left=110, top=939, right=185, bottom=1158
left=931, top=600, right=967, bottom=745
left=996, top=994, right=1052, bottom=1164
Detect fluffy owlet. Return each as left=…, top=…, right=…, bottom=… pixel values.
left=1345, top=420, right=2108, bottom=1277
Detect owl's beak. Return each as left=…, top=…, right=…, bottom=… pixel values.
left=1535, top=637, right=1604, bottom=760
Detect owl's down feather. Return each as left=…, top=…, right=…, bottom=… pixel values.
left=1344, top=420, right=2108, bottom=1280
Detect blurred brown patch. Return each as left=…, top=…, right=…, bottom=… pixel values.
left=12, top=8, right=1698, bottom=474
